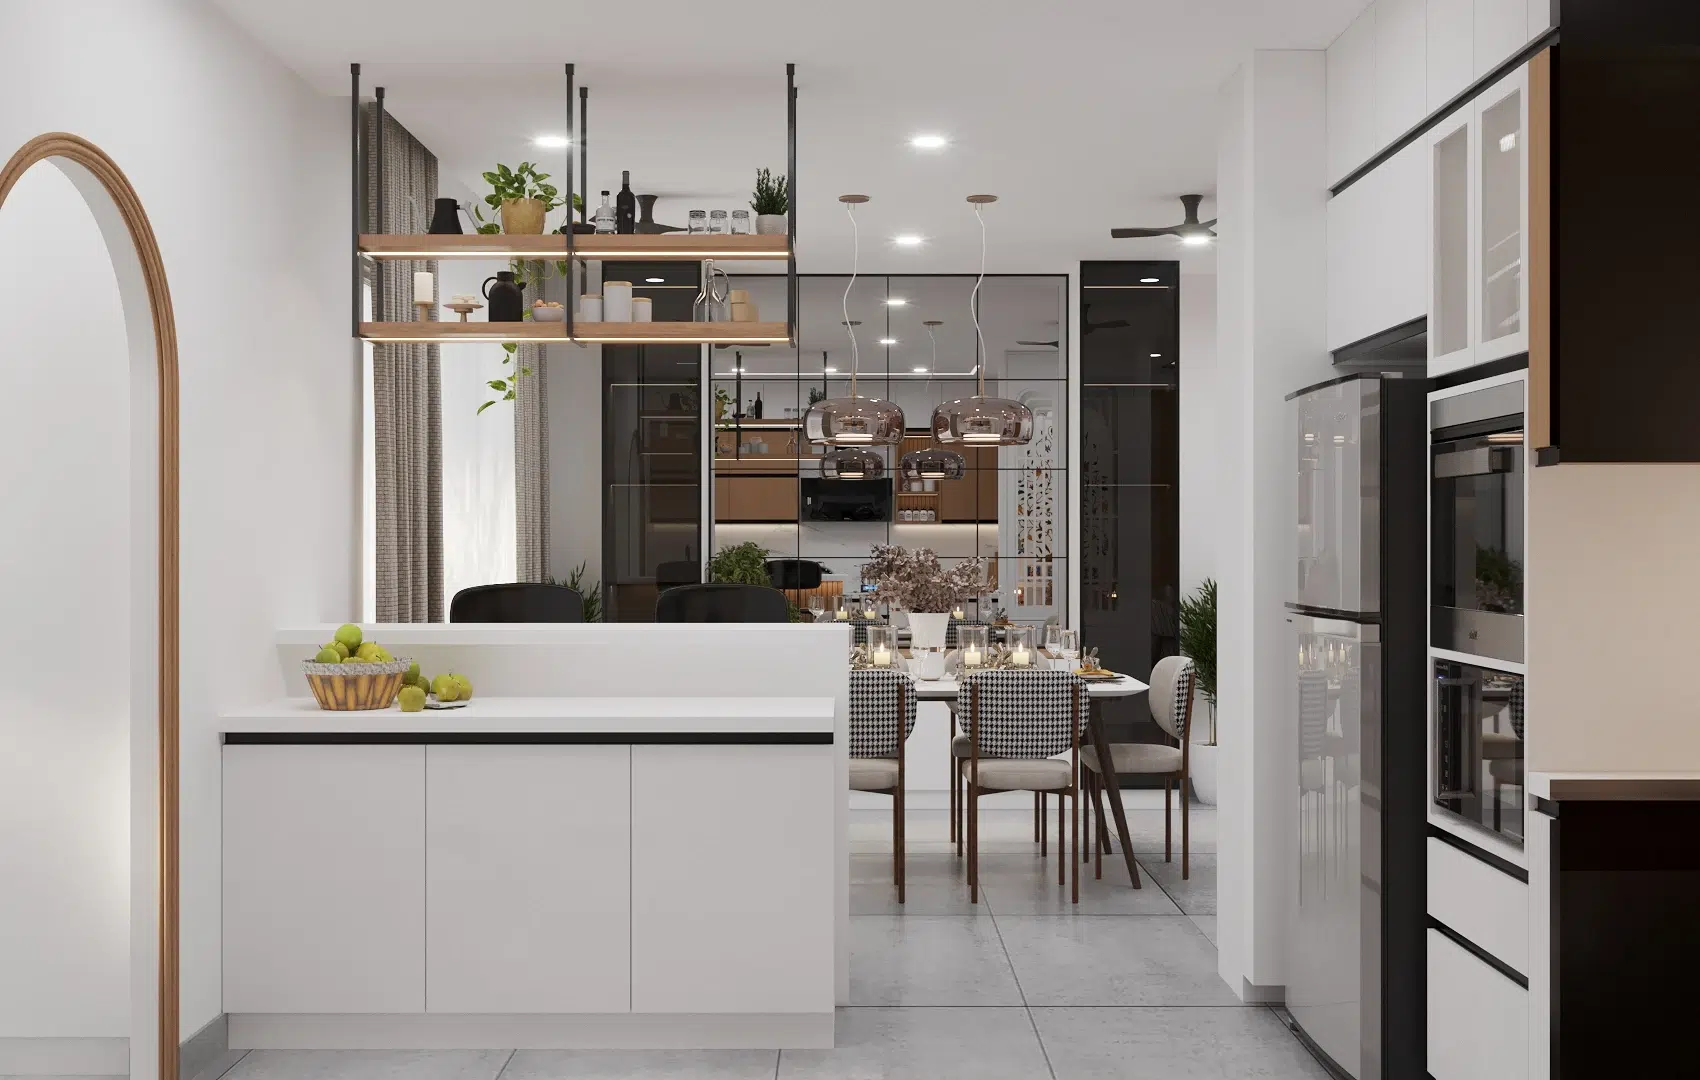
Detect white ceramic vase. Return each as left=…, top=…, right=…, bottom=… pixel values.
left=906, top=612, right=950, bottom=651
left=755, top=213, right=787, bottom=235
left=1189, top=699, right=1218, bottom=805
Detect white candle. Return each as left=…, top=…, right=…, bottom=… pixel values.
left=835, top=609, right=849, bottom=621
left=952, top=607, right=965, bottom=619
left=412, top=271, right=434, bottom=301
left=963, top=647, right=983, bottom=669
left=1011, top=647, right=1031, bottom=667
left=871, top=646, right=892, bottom=667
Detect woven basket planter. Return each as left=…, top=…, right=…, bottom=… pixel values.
left=302, top=659, right=412, bottom=711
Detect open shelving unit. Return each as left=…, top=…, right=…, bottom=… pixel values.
left=358, top=321, right=791, bottom=345
left=358, top=233, right=790, bottom=262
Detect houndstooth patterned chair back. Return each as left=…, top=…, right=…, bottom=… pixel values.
left=958, top=669, right=1087, bottom=759
left=1508, top=679, right=1525, bottom=739
left=1149, top=655, right=1197, bottom=743
left=1299, top=669, right=1330, bottom=757
left=849, top=668, right=918, bottom=758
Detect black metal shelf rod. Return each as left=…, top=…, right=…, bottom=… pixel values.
left=350, top=63, right=361, bottom=337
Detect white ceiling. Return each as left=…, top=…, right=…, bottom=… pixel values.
left=212, top=0, right=1364, bottom=273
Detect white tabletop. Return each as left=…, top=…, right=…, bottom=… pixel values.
left=910, top=674, right=1147, bottom=700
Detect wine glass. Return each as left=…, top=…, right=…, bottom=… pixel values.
left=1059, top=629, right=1081, bottom=667
left=1044, top=623, right=1062, bottom=656
left=808, top=596, right=825, bottom=622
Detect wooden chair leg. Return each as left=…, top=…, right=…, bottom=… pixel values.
left=1040, top=791, right=1048, bottom=856
left=949, top=749, right=958, bottom=844
left=1164, top=778, right=1173, bottom=862
left=1071, top=785, right=1080, bottom=904
left=1182, top=771, right=1191, bottom=880
left=1081, top=773, right=1093, bottom=865
left=955, top=763, right=964, bottom=858
left=1057, top=789, right=1065, bottom=886
left=968, top=780, right=980, bottom=904
left=895, top=785, right=906, bottom=904
left=1034, top=791, right=1041, bottom=842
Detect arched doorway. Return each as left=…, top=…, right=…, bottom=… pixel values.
left=0, top=133, right=179, bottom=1080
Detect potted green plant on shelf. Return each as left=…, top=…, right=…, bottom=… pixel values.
left=707, top=542, right=803, bottom=621
left=1177, top=577, right=1218, bottom=805
left=472, top=161, right=582, bottom=235
left=751, top=167, right=788, bottom=235
left=714, top=386, right=733, bottom=422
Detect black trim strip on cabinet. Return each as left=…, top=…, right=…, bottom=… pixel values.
left=1284, top=370, right=1380, bottom=402
left=223, top=731, right=835, bottom=746
left=1531, top=794, right=1560, bottom=817
left=1535, top=447, right=1561, bottom=467
left=1427, top=823, right=1531, bottom=882
left=1428, top=352, right=1531, bottom=393
left=1284, top=602, right=1381, bottom=624
left=1328, top=316, right=1428, bottom=367
left=1428, top=916, right=1531, bottom=988
left=1331, top=27, right=1561, bottom=197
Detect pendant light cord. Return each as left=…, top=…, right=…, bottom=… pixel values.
left=971, top=203, right=988, bottom=395
left=843, top=201, right=861, bottom=396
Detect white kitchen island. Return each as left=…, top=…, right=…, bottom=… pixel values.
left=219, top=624, right=847, bottom=1050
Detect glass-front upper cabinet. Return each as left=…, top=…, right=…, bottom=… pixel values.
left=1429, top=63, right=1530, bottom=376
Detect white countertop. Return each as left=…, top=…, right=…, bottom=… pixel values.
left=222, top=696, right=837, bottom=735
left=1530, top=770, right=1700, bottom=801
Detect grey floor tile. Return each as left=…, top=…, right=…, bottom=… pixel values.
left=975, top=855, right=1182, bottom=916
left=778, top=1007, right=1051, bottom=1080
left=850, top=853, right=984, bottom=915
left=502, top=1050, right=778, bottom=1079
left=1109, top=808, right=1218, bottom=855
left=0, top=1076, right=127, bottom=1080
left=223, top=1050, right=509, bottom=1080
left=1188, top=914, right=1219, bottom=946
left=849, top=916, right=1023, bottom=1005
left=1032, top=1007, right=1331, bottom=1079
left=994, top=916, right=1241, bottom=1007
left=1138, top=854, right=1217, bottom=914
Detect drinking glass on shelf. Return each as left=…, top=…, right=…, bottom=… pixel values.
left=730, top=209, right=752, bottom=234
left=688, top=210, right=708, bottom=234
left=709, top=209, right=729, bottom=234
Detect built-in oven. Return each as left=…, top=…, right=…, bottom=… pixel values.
left=1430, top=381, right=1524, bottom=664
left=1433, top=659, right=1525, bottom=845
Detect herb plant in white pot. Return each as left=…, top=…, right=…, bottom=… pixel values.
left=1178, top=578, right=1219, bottom=805
left=864, top=544, right=983, bottom=651
left=750, top=167, right=788, bottom=235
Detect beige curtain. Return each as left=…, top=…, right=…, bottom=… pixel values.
left=514, top=337, right=550, bottom=582
left=366, top=106, right=444, bottom=621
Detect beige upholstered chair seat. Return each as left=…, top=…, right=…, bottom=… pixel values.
left=1080, top=742, right=1184, bottom=775
left=850, top=758, right=901, bottom=791
left=1488, top=757, right=1524, bottom=787
left=958, top=756, right=1073, bottom=791
left=1480, top=731, right=1521, bottom=760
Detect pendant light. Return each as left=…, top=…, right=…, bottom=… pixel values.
left=820, top=446, right=885, bottom=480
left=900, top=320, right=968, bottom=481
left=931, top=194, right=1035, bottom=446
left=804, top=195, right=905, bottom=446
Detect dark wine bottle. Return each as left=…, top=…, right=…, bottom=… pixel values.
left=753, top=391, right=764, bottom=419
left=616, top=171, right=636, bottom=234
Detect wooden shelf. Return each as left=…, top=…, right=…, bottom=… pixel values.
left=359, top=321, right=791, bottom=345
left=359, top=233, right=791, bottom=261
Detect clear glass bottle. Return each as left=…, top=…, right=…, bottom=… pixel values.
left=594, top=191, right=615, bottom=234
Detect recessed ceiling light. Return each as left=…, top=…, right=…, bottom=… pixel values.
left=533, top=134, right=571, bottom=148
left=910, top=134, right=948, bottom=150
left=878, top=337, right=898, bottom=346
left=885, top=297, right=908, bottom=306
left=912, top=366, right=928, bottom=373
left=1181, top=234, right=1212, bottom=247
left=893, top=234, right=924, bottom=247
left=645, top=276, right=665, bottom=283
left=1140, top=277, right=1160, bottom=283
left=1149, top=353, right=1162, bottom=358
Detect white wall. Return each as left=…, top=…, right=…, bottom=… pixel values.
left=0, top=0, right=360, bottom=1041
left=1179, top=273, right=1219, bottom=594
left=0, top=168, right=132, bottom=1044
left=1215, top=50, right=1333, bottom=998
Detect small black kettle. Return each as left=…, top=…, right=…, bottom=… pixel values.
left=483, top=271, right=525, bottom=321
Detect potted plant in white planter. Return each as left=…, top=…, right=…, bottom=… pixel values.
left=864, top=544, right=983, bottom=651
left=1178, top=578, right=1218, bottom=805
left=750, top=167, right=788, bottom=235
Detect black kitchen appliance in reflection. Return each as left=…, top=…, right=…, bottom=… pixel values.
left=1285, top=372, right=1427, bottom=1080
left=800, top=478, right=891, bottom=522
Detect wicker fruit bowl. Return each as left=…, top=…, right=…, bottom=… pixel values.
left=302, top=659, right=413, bottom=711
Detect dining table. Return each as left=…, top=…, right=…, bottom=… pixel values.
left=907, top=666, right=1152, bottom=889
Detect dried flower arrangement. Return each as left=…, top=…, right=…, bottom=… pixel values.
left=864, top=544, right=985, bottom=613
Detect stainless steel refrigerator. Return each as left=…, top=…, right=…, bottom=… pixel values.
left=1285, top=374, right=1426, bottom=1080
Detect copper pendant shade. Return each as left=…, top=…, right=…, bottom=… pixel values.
left=821, top=446, right=885, bottom=480
left=930, top=195, right=1034, bottom=447
left=900, top=320, right=969, bottom=478
left=804, top=195, right=905, bottom=447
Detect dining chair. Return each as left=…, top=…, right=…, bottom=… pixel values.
left=1079, top=654, right=1197, bottom=880
left=958, top=669, right=1088, bottom=904
left=654, top=583, right=789, bottom=623
left=849, top=668, right=918, bottom=902
left=450, top=582, right=584, bottom=623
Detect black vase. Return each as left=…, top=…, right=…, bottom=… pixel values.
left=636, top=194, right=684, bottom=234
left=427, top=197, right=464, bottom=235
left=482, top=272, right=526, bottom=321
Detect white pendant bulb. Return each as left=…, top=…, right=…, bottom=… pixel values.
left=931, top=195, right=1035, bottom=446
left=804, top=195, right=905, bottom=448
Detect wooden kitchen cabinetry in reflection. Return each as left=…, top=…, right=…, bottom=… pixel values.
left=939, top=448, right=999, bottom=524
left=714, top=474, right=800, bottom=522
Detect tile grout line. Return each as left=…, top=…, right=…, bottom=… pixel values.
left=988, top=902, right=1059, bottom=1080
left=773, top=1047, right=782, bottom=1080
left=491, top=1048, right=517, bottom=1080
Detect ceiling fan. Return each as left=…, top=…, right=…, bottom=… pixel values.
left=1110, top=193, right=1217, bottom=243
left=1017, top=304, right=1130, bottom=347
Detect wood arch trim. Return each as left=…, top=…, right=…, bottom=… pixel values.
left=0, top=132, right=179, bottom=1080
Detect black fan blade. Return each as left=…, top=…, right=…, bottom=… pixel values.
left=1200, top=219, right=1218, bottom=231
left=1109, top=226, right=1176, bottom=239
left=1017, top=340, right=1059, bottom=348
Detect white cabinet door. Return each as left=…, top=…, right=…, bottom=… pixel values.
left=1330, top=139, right=1427, bottom=352
left=630, top=745, right=836, bottom=1014
left=1527, top=0, right=1552, bottom=38
left=1328, top=3, right=1379, bottom=186
left=425, top=745, right=632, bottom=1013
left=1475, top=0, right=1528, bottom=80
left=223, top=745, right=425, bottom=1014
left=1375, top=0, right=1428, bottom=147
left=1427, top=0, right=1475, bottom=111
left=1382, top=140, right=1431, bottom=333
left=1427, top=930, right=1529, bottom=1080
left=1429, top=106, right=1475, bottom=373
left=1474, top=65, right=1529, bottom=363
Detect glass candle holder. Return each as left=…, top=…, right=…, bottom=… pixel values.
left=867, top=625, right=897, bottom=667
left=841, top=595, right=863, bottom=622
left=1004, top=625, right=1036, bottom=667
left=958, top=625, right=991, bottom=673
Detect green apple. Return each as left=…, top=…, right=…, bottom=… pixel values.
left=334, top=623, right=363, bottom=652
left=324, top=640, right=350, bottom=659
left=397, top=685, right=426, bottom=712
left=452, top=674, right=473, bottom=701
left=313, top=646, right=341, bottom=664
left=431, top=673, right=454, bottom=696
left=435, top=679, right=460, bottom=702
left=355, top=641, right=383, bottom=662
left=407, top=662, right=421, bottom=682
left=342, top=654, right=364, bottom=664
left=374, top=645, right=395, bottom=663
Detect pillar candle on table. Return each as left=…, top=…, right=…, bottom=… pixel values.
left=413, top=271, right=434, bottom=301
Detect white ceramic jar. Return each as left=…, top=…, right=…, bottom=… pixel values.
left=579, top=294, right=603, bottom=322
left=631, top=296, right=652, bottom=322
left=603, top=281, right=633, bottom=322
